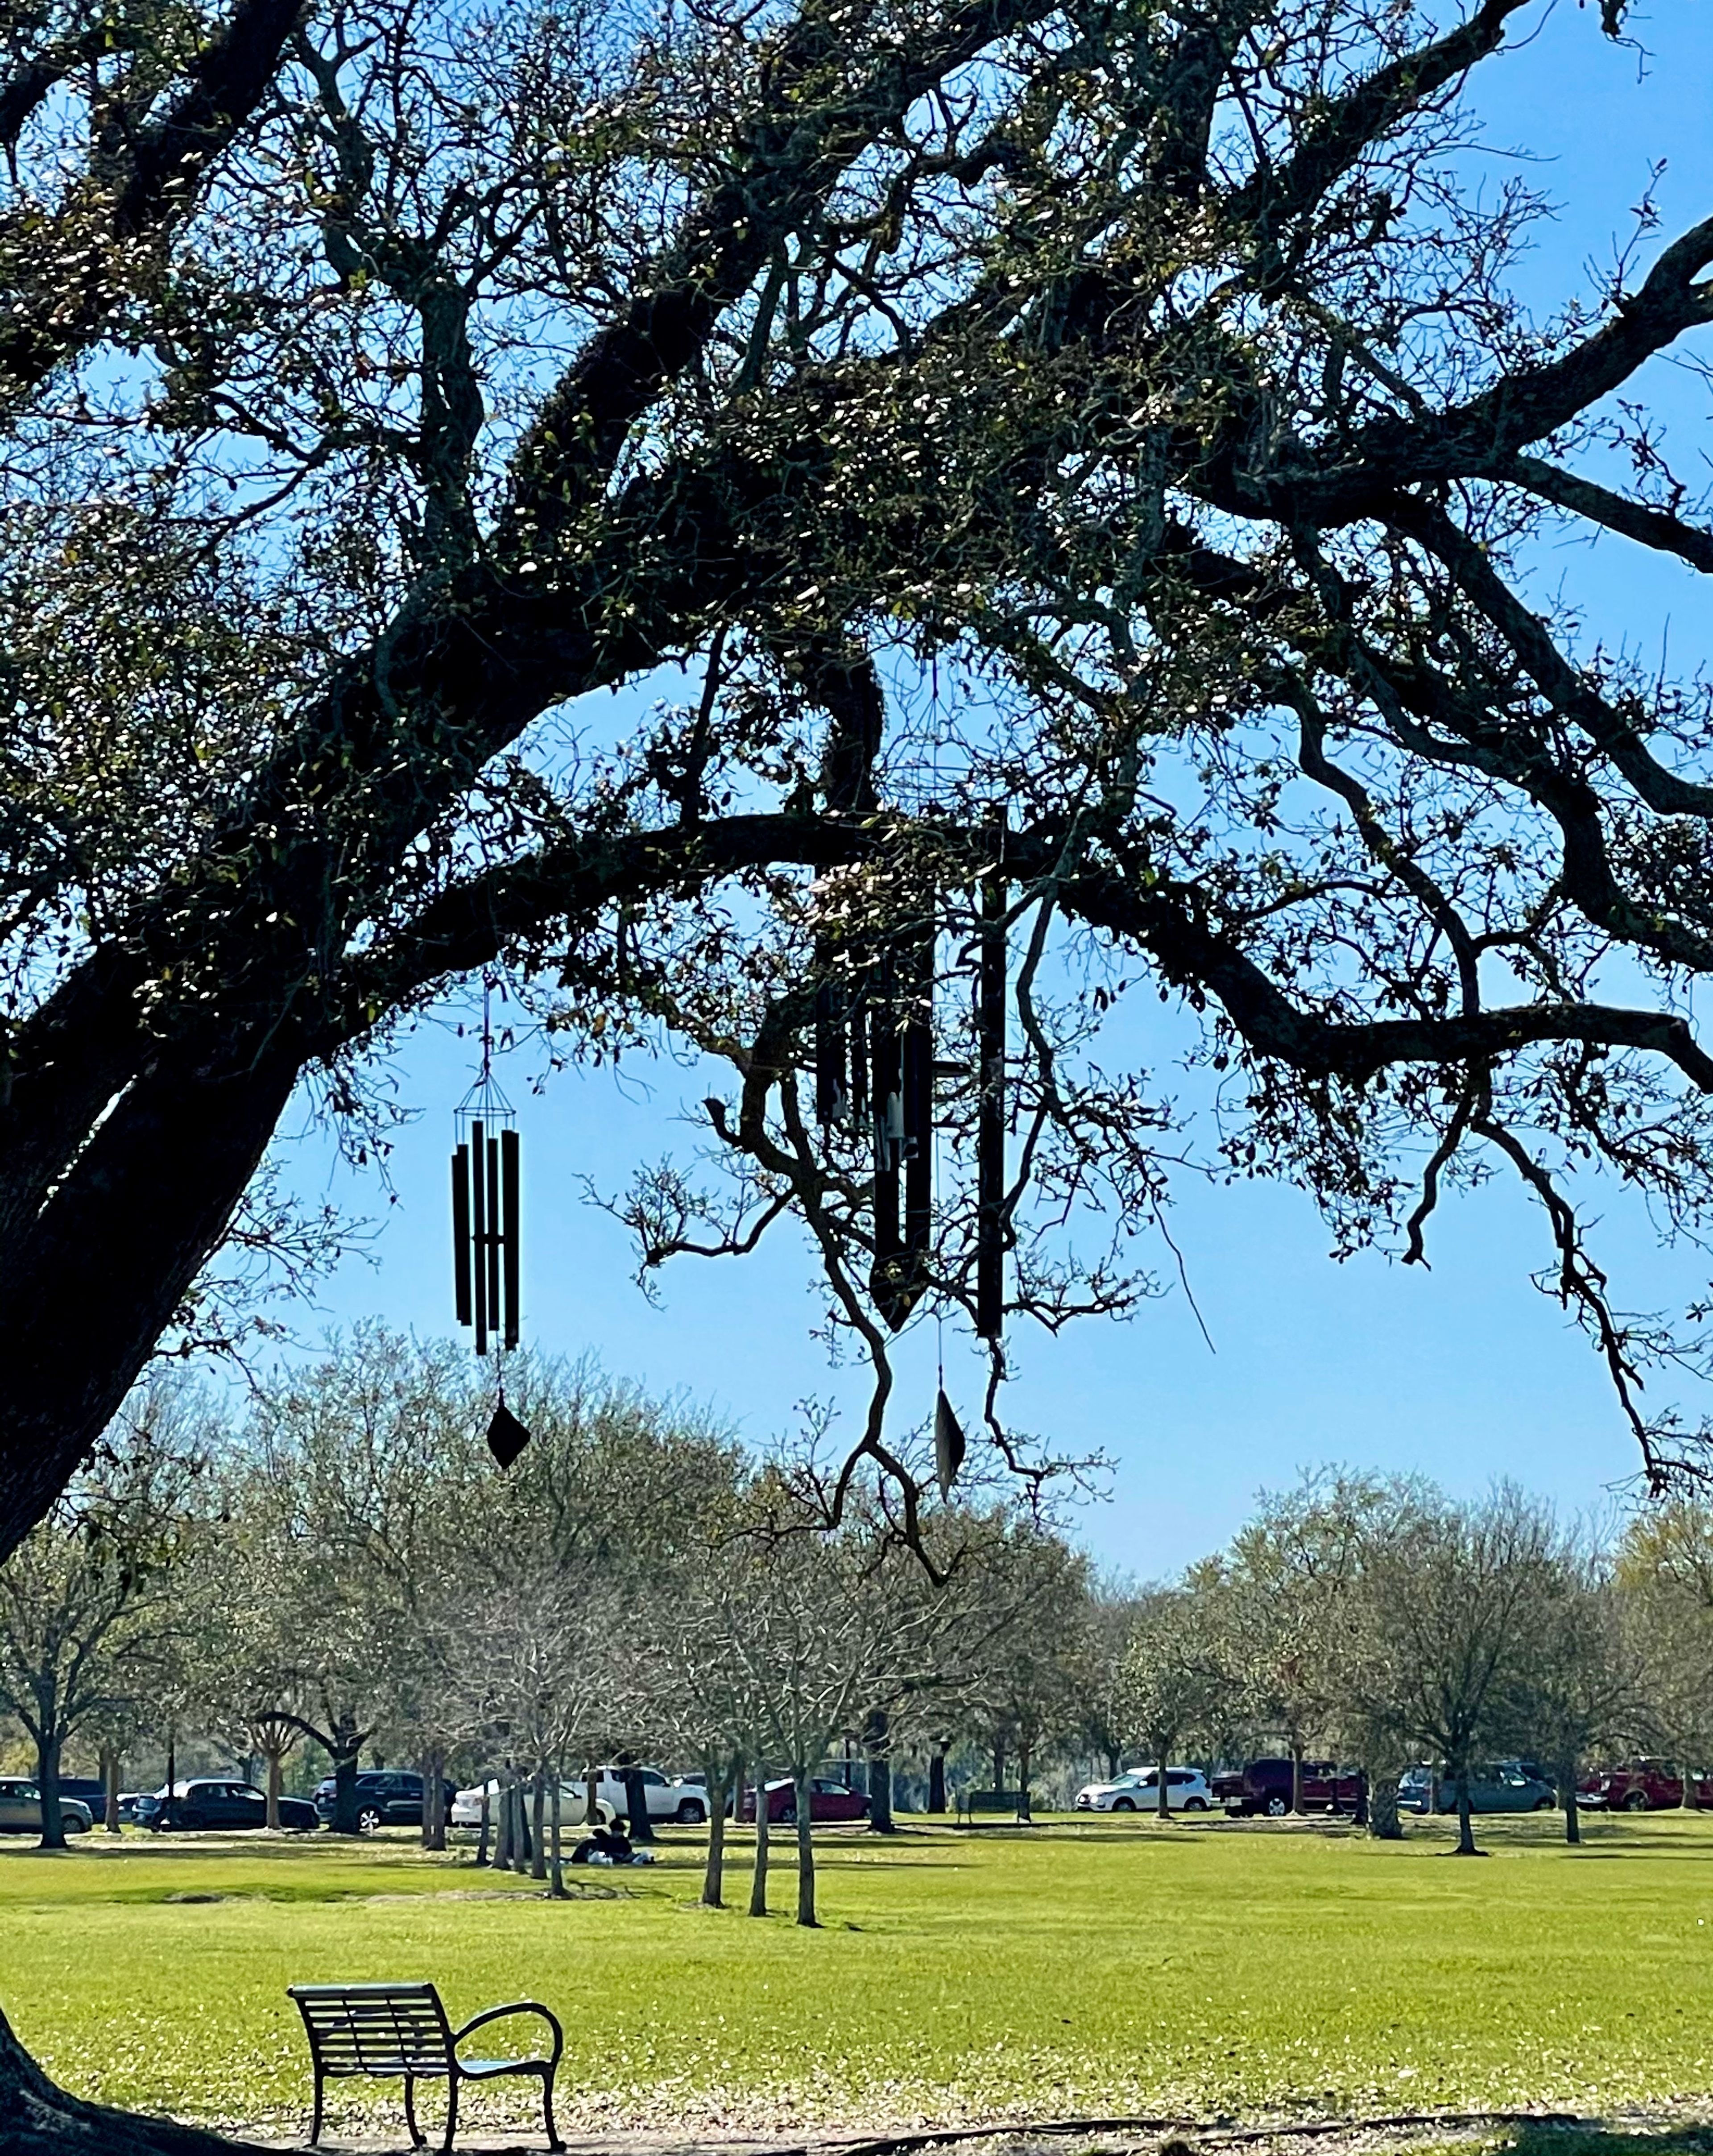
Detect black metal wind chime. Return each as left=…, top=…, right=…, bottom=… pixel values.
left=812, top=816, right=1009, bottom=1501
left=451, top=985, right=532, bottom=1468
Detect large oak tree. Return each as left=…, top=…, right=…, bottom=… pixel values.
left=3, top=0, right=1713, bottom=2132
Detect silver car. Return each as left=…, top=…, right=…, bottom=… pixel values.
left=0, top=1778, right=93, bottom=1833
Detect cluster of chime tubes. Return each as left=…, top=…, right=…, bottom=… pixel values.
left=451, top=1121, right=521, bottom=1357
left=812, top=844, right=1006, bottom=1341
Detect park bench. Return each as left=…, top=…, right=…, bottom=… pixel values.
left=287, top=1980, right=563, bottom=2153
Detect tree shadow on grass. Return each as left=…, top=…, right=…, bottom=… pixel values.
left=1504, top=2126, right=1713, bottom=2156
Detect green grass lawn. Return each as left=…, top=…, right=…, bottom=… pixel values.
left=6, top=1811, right=1713, bottom=2138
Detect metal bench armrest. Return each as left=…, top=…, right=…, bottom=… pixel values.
left=452, top=2000, right=563, bottom=2068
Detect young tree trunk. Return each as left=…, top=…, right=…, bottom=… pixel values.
left=583, top=1762, right=600, bottom=1827
left=420, top=1750, right=446, bottom=1851
left=702, top=1762, right=729, bottom=1909
left=530, top=1767, right=547, bottom=1882
left=749, top=1770, right=770, bottom=1917
left=513, top=1779, right=533, bottom=1874
left=36, top=1728, right=65, bottom=1851
left=863, top=1709, right=894, bottom=1833
left=262, top=1743, right=284, bottom=1829
left=548, top=1777, right=567, bottom=1899
left=476, top=1786, right=491, bottom=1867
left=1289, top=1743, right=1304, bottom=1817
left=1558, top=1757, right=1581, bottom=1845
left=927, top=1747, right=947, bottom=1814
left=1682, top=1753, right=1701, bottom=1811
left=1453, top=1764, right=1480, bottom=1855
left=991, top=1733, right=1006, bottom=1792
left=794, top=1768, right=817, bottom=1928
left=101, top=1744, right=121, bottom=1834
left=1366, top=1773, right=1402, bottom=1840
left=494, top=1775, right=513, bottom=1870
left=1155, top=1745, right=1171, bottom=1820
left=1016, top=1740, right=1032, bottom=1823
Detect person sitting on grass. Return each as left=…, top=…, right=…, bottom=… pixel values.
left=570, top=1821, right=634, bottom=1866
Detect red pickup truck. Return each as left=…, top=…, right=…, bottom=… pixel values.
left=1578, top=1759, right=1713, bottom=1812
left=1209, top=1758, right=1364, bottom=1817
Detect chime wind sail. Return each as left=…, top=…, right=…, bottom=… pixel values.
left=451, top=988, right=530, bottom=1466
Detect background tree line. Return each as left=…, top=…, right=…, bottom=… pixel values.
left=8, top=1336, right=1713, bottom=1888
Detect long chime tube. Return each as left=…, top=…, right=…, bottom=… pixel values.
left=977, top=823, right=1007, bottom=1340
left=451, top=1145, right=472, bottom=1326
left=471, top=1119, right=488, bottom=1356
left=870, top=967, right=902, bottom=1318
left=814, top=977, right=847, bottom=1126
left=501, top=1127, right=521, bottom=1350
left=902, top=923, right=933, bottom=1287
left=486, top=1134, right=502, bottom=1345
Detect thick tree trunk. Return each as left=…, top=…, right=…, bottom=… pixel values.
left=583, top=1761, right=600, bottom=1827
left=749, top=1770, right=770, bottom=1916
left=863, top=1709, right=894, bottom=1833
left=794, top=1769, right=816, bottom=1928
left=1366, top=1773, right=1402, bottom=1840
left=1155, top=1747, right=1171, bottom=1819
left=991, top=1733, right=1006, bottom=1792
left=620, top=1763, right=655, bottom=1842
left=1289, top=1744, right=1303, bottom=1817
left=927, top=1748, right=947, bottom=1814
left=329, top=1744, right=361, bottom=1837
left=263, top=1744, right=284, bottom=1830
left=531, top=1767, right=547, bottom=1882
left=0, top=2000, right=273, bottom=2152
left=100, top=1745, right=121, bottom=1835
left=0, top=1051, right=299, bottom=1569
left=36, top=1730, right=65, bottom=1851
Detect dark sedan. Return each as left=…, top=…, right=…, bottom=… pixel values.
left=136, top=1779, right=318, bottom=1831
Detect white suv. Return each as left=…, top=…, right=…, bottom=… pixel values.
left=566, top=1768, right=707, bottom=1824
left=1074, top=1767, right=1212, bottom=1813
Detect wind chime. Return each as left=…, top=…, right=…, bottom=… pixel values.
left=451, top=982, right=532, bottom=1468
left=811, top=815, right=1009, bottom=1502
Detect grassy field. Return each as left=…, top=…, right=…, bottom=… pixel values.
left=6, top=1810, right=1713, bottom=2139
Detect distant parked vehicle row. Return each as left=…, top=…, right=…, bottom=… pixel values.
left=1212, top=1759, right=1364, bottom=1817
left=1075, top=1768, right=1211, bottom=1812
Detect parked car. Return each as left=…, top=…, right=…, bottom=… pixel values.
left=0, top=1778, right=92, bottom=1834
left=56, top=1776, right=112, bottom=1822
left=313, top=1771, right=457, bottom=1832
left=1398, top=1765, right=1433, bottom=1814
left=563, top=1767, right=708, bottom=1824
left=53, top=1777, right=145, bottom=1825
left=739, top=1777, right=869, bottom=1824
left=135, top=1779, right=319, bottom=1831
left=1075, top=1768, right=1212, bottom=1813
left=1427, top=1762, right=1556, bottom=1814
left=1210, top=1758, right=1364, bottom=1817
left=1579, top=1759, right=1713, bottom=1812
left=449, top=1779, right=616, bottom=1830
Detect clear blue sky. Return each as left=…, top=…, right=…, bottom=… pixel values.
left=268, top=0, right=1713, bottom=1581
